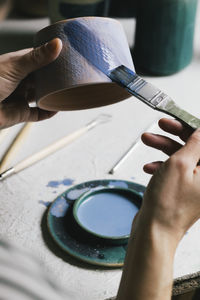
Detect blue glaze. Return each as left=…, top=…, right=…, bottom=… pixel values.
left=67, top=187, right=90, bottom=200
left=108, top=181, right=128, bottom=189
left=108, top=65, right=136, bottom=87
left=50, top=196, right=69, bottom=217
left=63, top=20, right=120, bottom=75
left=39, top=200, right=51, bottom=207
left=76, top=192, right=139, bottom=237
left=47, top=180, right=60, bottom=188
left=47, top=178, right=74, bottom=188
left=62, top=178, right=74, bottom=186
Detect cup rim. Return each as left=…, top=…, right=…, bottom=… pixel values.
left=36, top=16, right=122, bottom=35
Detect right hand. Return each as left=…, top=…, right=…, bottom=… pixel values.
left=136, top=118, right=200, bottom=243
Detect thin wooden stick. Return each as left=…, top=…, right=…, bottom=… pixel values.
left=108, top=119, right=159, bottom=174
left=0, top=114, right=111, bottom=180
left=0, top=123, right=33, bottom=173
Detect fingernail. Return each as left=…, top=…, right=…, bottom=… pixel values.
left=44, top=39, right=58, bottom=52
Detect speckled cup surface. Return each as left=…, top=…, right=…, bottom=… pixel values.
left=34, top=17, right=134, bottom=111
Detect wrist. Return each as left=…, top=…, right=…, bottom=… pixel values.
left=130, top=213, right=181, bottom=254
left=117, top=212, right=177, bottom=300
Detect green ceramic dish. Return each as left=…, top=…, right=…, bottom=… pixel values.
left=73, top=187, right=142, bottom=245
left=47, top=179, right=145, bottom=267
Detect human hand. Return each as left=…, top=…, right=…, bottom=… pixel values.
left=0, top=38, right=62, bottom=128
left=138, top=118, right=200, bottom=242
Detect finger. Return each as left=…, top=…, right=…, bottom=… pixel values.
left=26, top=107, right=57, bottom=122
left=158, top=118, right=193, bottom=142
left=174, top=128, right=200, bottom=169
left=12, top=38, right=63, bottom=80
left=143, top=161, right=163, bottom=174
left=141, top=132, right=182, bottom=156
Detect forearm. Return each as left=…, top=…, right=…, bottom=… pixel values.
left=117, top=221, right=178, bottom=300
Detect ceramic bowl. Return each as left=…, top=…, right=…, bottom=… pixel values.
left=34, top=16, right=134, bottom=111
left=73, top=187, right=142, bottom=245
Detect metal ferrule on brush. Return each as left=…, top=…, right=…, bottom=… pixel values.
left=109, top=65, right=200, bottom=129
left=109, top=65, right=168, bottom=110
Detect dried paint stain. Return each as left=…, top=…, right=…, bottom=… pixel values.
left=66, top=185, right=104, bottom=200
left=39, top=200, right=51, bottom=207
left=47, top=178, right=74, bottom=188
left=50, top=196, right=69, bottom=217
left=108, top=181, right=128, bottom=189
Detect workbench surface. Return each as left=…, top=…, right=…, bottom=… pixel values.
left=0, top=7, right=200, bottom=299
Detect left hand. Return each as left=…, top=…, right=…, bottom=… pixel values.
left=0, top=38, right=62, bottom=128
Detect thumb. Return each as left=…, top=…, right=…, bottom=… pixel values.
left=15, top=38, right=62, bottom=79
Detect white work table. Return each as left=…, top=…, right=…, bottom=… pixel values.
left=0, top=8, right=200, bottom=300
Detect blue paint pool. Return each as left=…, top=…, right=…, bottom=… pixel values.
left=76, top=191, right=139, bottom=237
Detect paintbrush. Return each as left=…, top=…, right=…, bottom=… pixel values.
left=0, top=123, right=33, bottom=173
left=0, top=114, right=111, bottom=180
left=108, top=65, right=200, bottom=130
left=63, top=21, right=200, bottom=129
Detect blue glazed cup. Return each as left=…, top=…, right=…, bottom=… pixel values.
left=34, top=17, right=133, bottom=111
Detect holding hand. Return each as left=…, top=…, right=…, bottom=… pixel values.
left=141, top=118, right=200, bottom=241
left=0, top=38, right=62, bottom=128
left=117, top=119, right=200, bottom=300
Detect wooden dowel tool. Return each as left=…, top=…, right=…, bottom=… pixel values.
left=0, top=114, right=111, bottom=180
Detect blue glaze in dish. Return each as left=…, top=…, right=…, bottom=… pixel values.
left=76, top=191, right=139, bottom=237
left=73, top=187, right=142, bottom=242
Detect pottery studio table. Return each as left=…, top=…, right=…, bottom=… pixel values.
left=0, top=9, right=200, bottom=300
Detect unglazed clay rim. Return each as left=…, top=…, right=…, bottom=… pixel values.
left=36, top=16, right=122, bottom=36
left=37, top=82, right=131, bottom=111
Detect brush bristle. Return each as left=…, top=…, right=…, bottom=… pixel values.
left=108, top=65, right=136, bottom=87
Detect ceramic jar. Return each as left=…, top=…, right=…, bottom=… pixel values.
left=49, top=0, right=110, bottom=24
left=34, top=17, right=134, bottom=111
left=15, top=0, right=48, bottom=17
left=109, top=0, right=136, bottom=18
left=133, top=0, right=198, bottom=75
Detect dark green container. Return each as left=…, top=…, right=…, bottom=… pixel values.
left=49, top=0, right=111, bottom=23
left=108, top=0, right=136, bottom=18
left=133, top=0, right=198, bottom=76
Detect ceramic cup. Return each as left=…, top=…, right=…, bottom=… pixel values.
left=73, top=187, right=142, bottom=245
left=34, top=17, right=134, bottom=111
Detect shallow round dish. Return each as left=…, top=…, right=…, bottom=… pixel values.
left=47, top=179, right=145, bottom=267
left=73, top=187, right=142, bottom=244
